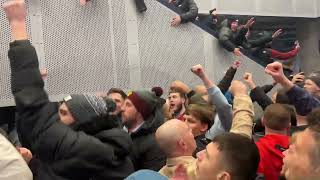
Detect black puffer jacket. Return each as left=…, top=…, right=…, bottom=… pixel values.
left=130, top=108, right=166, bottom=171
left=193, top=134, right=210, bottom=157
left=9, top=40, right=134, bottom=180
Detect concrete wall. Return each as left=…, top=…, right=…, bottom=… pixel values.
left=296, top=18, right=320, bottom=74
left=318, top=0, right=320, bottom=17
left=195, top=0, right=319, bottom=18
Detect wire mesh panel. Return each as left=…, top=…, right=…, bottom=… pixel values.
left=209, top=37, right=273, bottom=87
left=111, top=0, right=130, bottom=90
left=39, top=0, right=115, bottom=96
left=0, top=0, right=32, bottom=105
left=0, top=0, right=273, bottom=106
left=137, top=0, right=205, bottom=92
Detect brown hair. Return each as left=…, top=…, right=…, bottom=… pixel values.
left=308, top=124, right=320, bottom=168
left=168, top=88, right=186, bottom=99
left=186, top=104, right=215, bottom=129
left=107, top=88, right=127, bottom=99
left=307, top=107, right=320, bottom=126
left=264, top=104, right=291, bottom=131
left=212, top=133, right=260, bottom=180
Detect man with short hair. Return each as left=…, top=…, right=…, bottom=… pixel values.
left=184, top=103, right=215, bottom=155
left=196, top=133, right=260, bottom=180
left=121, top=89, right=166, bottom=170
left=282, top=124, right=320, bottom=180
left=156, top=119, right=197, bottom=179
left=107, top=88, right=127, bottom=116
left=304, top=71, right=320, bottom=99
left=137, top=80, right=259, bottom=180
left=195, top=80, right=259, bottom=180
left=168, top=89, right=187, bottom=121
left=190, top=64, right=233, bottom=141
left=256, top=103, right=291, bottom=179
left=219, top=17, right=282, bottom=57
left=219, top=17, right=255, bottom=56
left=265, top=62, right=320, bottom=116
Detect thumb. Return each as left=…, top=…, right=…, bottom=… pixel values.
left=265, top=67, right=273, bottom=75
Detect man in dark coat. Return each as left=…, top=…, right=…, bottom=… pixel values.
left=218, top=17, right=254, bottom=55
left=169, top=0, right=198, bottom=26
left=121, top=89, right=166, bottom=170
left=218, top=17, right=281, bottom=56
left=3, top=0, right=134, bottom=179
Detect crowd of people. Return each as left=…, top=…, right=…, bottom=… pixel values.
left=0, top=0, right=320, bottom=180
left=217, top=17, right=300, bottom=62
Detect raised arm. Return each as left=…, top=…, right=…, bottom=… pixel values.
left=217, top=60, right=240, bottom=94
left=191, top=65, right=233, bottom=132
left=265, top=62, right=320, bottom=116
left=4, top=1, right=123, bottom=176
left=243, top=72, right=273, bottom=110
left=229, top=81, right=254, bottom=139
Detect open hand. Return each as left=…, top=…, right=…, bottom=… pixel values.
left=233, top=48, right=242, bottom=56
left=171, top=15, right=182, bottom=26
left=245, top=17, right=255, bottom=28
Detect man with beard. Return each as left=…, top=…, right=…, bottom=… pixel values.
left=121, top=89, right=166, bottom=170
left=168, top=89, right=187, bottom=121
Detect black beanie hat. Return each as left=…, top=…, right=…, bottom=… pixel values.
left=63, top=94, right=116, bottom=124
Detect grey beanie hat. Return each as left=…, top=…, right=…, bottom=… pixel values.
left=63, top=94, right=116, bottom=124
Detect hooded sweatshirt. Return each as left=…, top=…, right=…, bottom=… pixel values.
left=256, top=134, right=289, bottom=180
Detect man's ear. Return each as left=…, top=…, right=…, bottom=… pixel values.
left=200, top=123, right=208, bottom=133
left=177, top=138, right=186, bottom=151
left=136, top=112, right=144, bottom=121
left=182, top=96, right=186, bottom=104
left=217, top=171, right=231, bottom=180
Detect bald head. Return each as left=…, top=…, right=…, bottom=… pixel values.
left=156, top=119, right=196, bottom=157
